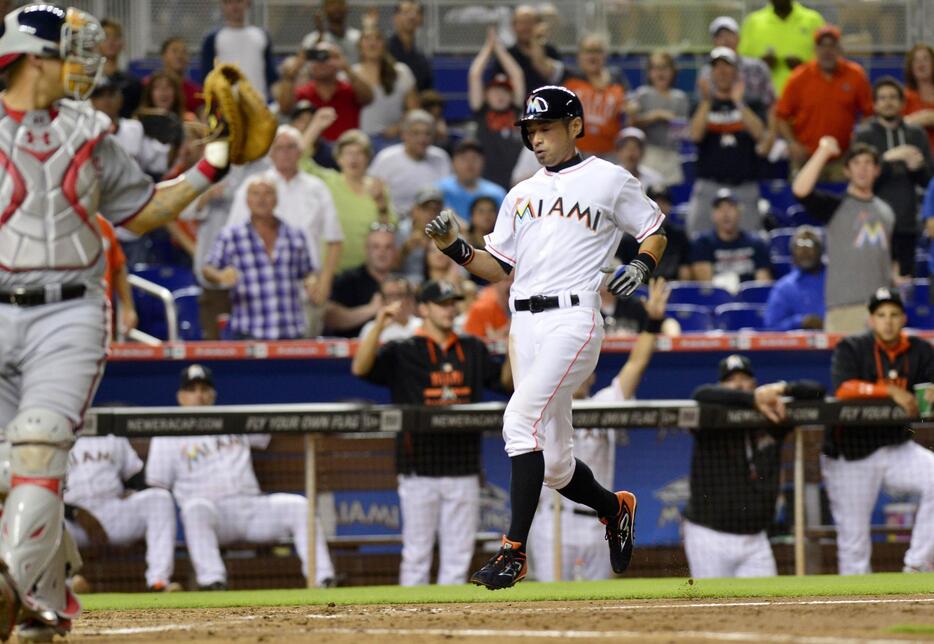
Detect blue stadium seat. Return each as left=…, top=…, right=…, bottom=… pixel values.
left=737, top=281, right=773, bottom=304
left=131, top=265, right=196, bottom=292
left=665, top=304, right=714, bottom=332
left=714, top=303, right=766, bottom=331
left=666, top=281, right=733, bottom=307
left=759, top=179, right=796, bottom=215
left=910, top=278, right=930, bottom=307
left=771, top=256, right=793, bottom=279
left=908, top=304, right=934, bottom=330
left=173, top=286, right=203, bottom=341
left=916, top=251, right=930, bottom=279
left=768, top=227, right=797, bottom=257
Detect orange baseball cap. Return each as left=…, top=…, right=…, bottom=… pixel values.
left=814, top=24, right=841, bottom=44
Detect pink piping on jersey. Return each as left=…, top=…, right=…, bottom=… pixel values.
left=114, top=183, right=157, bottom=227
left=484, top=241, right=516, bottom=265
left=542, top=156, right=596, bottom=176
left=529, top=308, right=597, bottom=449
left=635, top=210, right=665, bottom=242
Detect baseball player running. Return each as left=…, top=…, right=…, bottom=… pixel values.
left=64, top=435, right=179, bottom=591
left=425, top=85, right=667, bottom=589
left=529, top=278, right=669, bottom=581
left=0, top=4, right=253, bottom=639
left=145, top=366, right=335, bottom=590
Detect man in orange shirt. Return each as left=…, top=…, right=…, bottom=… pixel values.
left=96, top=215, right=138, bottom=338
left=775, top=25, right=873, bottom=180
left=463, top=276, right=512, bottom=340
left=562, top=35, right=627, bottom=158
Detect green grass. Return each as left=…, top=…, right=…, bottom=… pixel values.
left=889, top=624, right=934, bottom=634
left=80, top=572, right=934, bottom=612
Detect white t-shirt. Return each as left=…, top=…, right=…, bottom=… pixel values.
left=65, top=436, right=143, bottom=506
left=369, top=144, right=452, bottom=216
left=145, top=434, right=271, bottom=504
left=355, top=62, right=416, bottom=137
left=214, top=26, right=272, bottom=100
left=485, top=156, right=664, bottom=300
left=227, top=169, right=344, bottom=269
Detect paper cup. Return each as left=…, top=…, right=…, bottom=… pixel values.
left=914, top=383, right=934, bottom=418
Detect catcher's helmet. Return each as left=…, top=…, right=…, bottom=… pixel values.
left=0, top=4, right=103, bottom=100
left=514, top=85, right=585, bottom=150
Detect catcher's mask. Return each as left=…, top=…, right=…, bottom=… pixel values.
left=0, top=4, right=104, bottom=101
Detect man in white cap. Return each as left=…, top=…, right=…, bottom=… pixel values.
left=613, top=127, right=664, bottom=189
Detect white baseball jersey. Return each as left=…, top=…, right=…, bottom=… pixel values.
left=484, top=157, right=664, bottom=299
left=65, top=435, right=142, bottom=505
left=145, top=434, right=271, bottom=503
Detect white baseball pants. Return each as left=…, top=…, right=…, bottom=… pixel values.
left=821, top=441, right=934, bottom=574
left=397, top=474, right=479, bottom=586
left=529, top=502, right=611, bottom=582
left=66, top=488, right=177, bottom=587
left=505, top=305, right=603, bottom=489
left=682, top=519, right=777, bottom=578
left=180, top=493, right=335, bottom=586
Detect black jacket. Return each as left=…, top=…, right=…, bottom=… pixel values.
left=685, top=380, right=825, bottom=534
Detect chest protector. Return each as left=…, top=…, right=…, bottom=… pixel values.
left=0, top=100, right=111, bottom=271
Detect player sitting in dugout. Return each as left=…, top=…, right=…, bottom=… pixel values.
left=684, top=355, right=825, bottom=578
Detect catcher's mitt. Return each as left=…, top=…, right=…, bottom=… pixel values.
left=202, top=63, right=277, bottom=165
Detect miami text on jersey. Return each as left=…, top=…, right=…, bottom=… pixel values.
left=512, top=196, right=602, bottom=232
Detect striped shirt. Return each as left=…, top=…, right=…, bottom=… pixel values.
left=205, top=220, right=313, bottom=339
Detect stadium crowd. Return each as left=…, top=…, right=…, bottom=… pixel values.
left=61, top=0, right=934, bottom=343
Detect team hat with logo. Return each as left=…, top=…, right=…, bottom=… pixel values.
left=417, top=280, right=465, bottom=304
left=719, top=354, right=755, bottom=381
left=514, top=85, right=585, bottom=150
left=179, top=364, right=215, bottom=389
left=868, top=287, right=905, bottom=313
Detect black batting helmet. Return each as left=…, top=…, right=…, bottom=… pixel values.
left=514, top=85, right=585, bottom=150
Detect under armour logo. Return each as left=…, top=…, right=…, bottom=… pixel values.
left=526, top=96, right=549, bottom=115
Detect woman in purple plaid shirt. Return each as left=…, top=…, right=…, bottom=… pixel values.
left=203, top=176, right=316, bottom=339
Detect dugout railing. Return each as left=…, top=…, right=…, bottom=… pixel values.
left=82, top=399, right=930, bottom=588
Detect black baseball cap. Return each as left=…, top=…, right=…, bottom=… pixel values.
left=711, top=187, right=738, bottom=208
left=868, top=287, right=905, bottom=313
left=646, top=184, right=672, bottom=203
left=719, top=354, right=755, bottom=381
left=291, top=99, right=316, bottom=120
left=453, top=139, right=484, bottom=157
left=417, top=280, right=465, bottom=304
left=179, top=364, right=215, bottom=389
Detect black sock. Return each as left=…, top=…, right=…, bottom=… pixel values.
left=505, top=451, right=545, bottom=551
left=557, top=458, right=619, bottom=519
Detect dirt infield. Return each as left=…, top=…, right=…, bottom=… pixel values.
left=71, top=595, right=934, bottom=643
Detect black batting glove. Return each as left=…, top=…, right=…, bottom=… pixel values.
left=608, top=259, right=649, bottom=297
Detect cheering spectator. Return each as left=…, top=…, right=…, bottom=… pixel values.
left=463, top=277, right=512, bottom=340
left=691, top=189, right=772, bottom=286
left=687, top=47, right=765, bottom=236
left=775, top=25, right=873, bottom=179
left=96, top=215, right=138, bottom=339
left=227, top=126, right=344, bottom=312
left=854, top=77, right=933, bottom=277
left=302, top=116, right=394, bottom=272
left=764, top=226, right=826, bottom=330
left=100, top=18, right=142, bottom=118
left=369, top=110, right=452, bottom=216
left=138, top=71, right=190, bottom=122
left=614, top=128, right=664, bottom=188
left=465, top=196, right=498, bottom=251
left=437, top=140, right=507, bottom=222
left=699, top=17, right=775, bottom=119
left=398, top=187, right=445, bottom=284
left=200, top=0, right=278, bottom=101
left=418, top=89, right=451, bottom=150
left=495, top=5, right=563, bottom=93
left=792, top=138, right=895, bottom=334
left=562, top=35, right=627, bottom=157
left=617, top=185, right=692, bottom=282
left=388, top=0, right=433, bottom=91
left=737, top=0, right=825, bottom=95
left=325, top=225, right=399, bottom=337
left=301, top=0, right=361, bottom=64
left=203, top=176, right=316, bottom=340
left=354, top=29, right=419, bottom=151
left=903, top=44, right=934, bottom=152
left=628, top=50, right=689, bottom=185
left=281, top=42, right=373, bottom=142
left=466, top=28, right=526, bottom=190
left=357, top=275, right=421, bottom=341
left=156, top=36, right=203, bottom=116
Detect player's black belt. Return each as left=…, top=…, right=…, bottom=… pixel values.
left=572, top=508, right=599, bottom=517
left=513, top=294, right=580, bottom=314
left=1, top=284, right=87, bottom=307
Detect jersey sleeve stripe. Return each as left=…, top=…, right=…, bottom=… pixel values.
left=483, top=239, right=516, bottom=266
left=635, top=210, right=665, bottom=242
left=113, top=183, right=157, bottom=228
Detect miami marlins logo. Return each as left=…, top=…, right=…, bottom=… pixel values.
left=525, top=95, right=549, bottom=115
left=853, top=212, right=888, bottom=249
left=511, top=196, right=602, bottom=232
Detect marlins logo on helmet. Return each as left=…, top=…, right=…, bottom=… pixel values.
left=514, top=85, right=585, bottom=149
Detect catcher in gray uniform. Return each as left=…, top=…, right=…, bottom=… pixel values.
left=0, top=4, right=257, bottom=641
